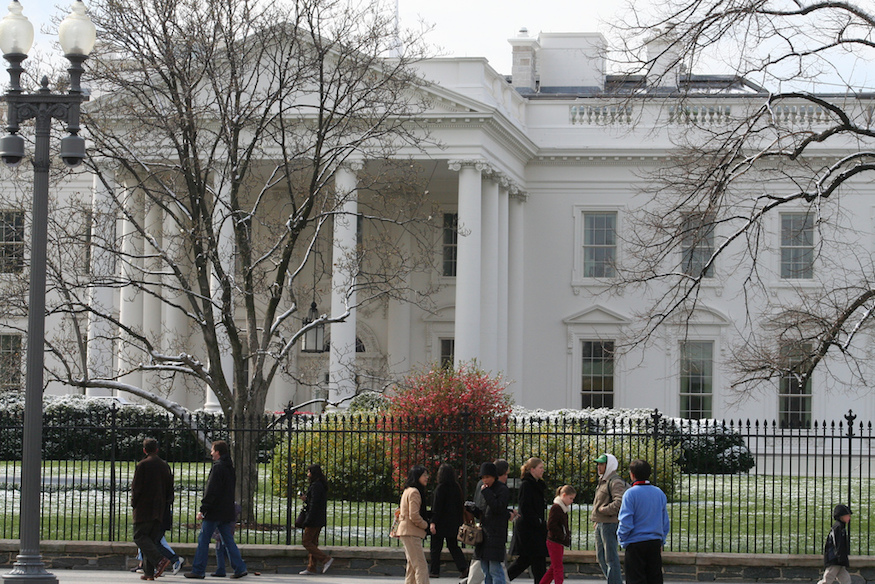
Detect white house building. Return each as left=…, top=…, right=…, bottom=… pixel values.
left=1, top=28, right=873, bottom=425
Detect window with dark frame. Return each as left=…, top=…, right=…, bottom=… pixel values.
left=0, top=211, right=24, bottom=273
left=0, top=334, right=21, bottom=391
left=439, top=338, right=454, bottom=369
left=581, top=340, right=614, bottom=408
left=442, top=213, right=458, bottom=277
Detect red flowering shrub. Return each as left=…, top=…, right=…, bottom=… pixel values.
left=385, top=362, right=512, bottom=494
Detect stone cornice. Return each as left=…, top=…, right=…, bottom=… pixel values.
left=447, top=159, right=528, bottom=200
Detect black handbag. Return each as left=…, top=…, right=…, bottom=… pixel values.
left=295, top=509, right=307, bottom=529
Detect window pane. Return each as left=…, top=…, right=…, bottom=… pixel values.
left=583, top=212, right=616, bottom=278
left=439, top=338, right=454, bottom=369
left=0, top=211, right=24, bottom=274
left=680, top=341, right=713, bottom=419
left=779, top=343, right=813, bottom=428
left=0, top=334, right=21, bottom=391
left=581, top=340, right=614, bottom=409
left=781, top=213, right=814, bottom=279
left=442, top=213, right=458, bottom=277
left=681, top=213, right=715, bottom=278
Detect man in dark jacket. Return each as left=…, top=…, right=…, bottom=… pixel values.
left=184, top=440, right=248, bottom=579
left=817, top=504, right=852, bottom=584
left=474, top=462, right=511, bottom=584
left=131, top=438, right=174, bottom=581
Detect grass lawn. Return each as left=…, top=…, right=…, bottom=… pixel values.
left=0, top=461, right=869, bottom=554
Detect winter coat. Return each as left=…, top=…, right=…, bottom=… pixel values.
left=510, top=473, right=548, bottom=557
left=591, top=454, right=627, bottom=524
left=824, top=505, right=851, bottom=568
left=200, top=454, right=237, bottom=523
left=397, top=486, right=429, bottom=538
left=475, top=480, right=511, bottom=562
left=431, top=481, right=464, bottom=538
left=546, top=498, right=572, bottom=547
left=302, top=479, right=328, bottom=528
left=131, top=453, right=174, bottom=525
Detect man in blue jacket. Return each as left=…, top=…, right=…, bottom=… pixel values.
left=617, top=459, right=670, bottom=584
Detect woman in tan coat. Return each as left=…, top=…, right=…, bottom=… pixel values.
left=397, top=465, right=430, bottom=584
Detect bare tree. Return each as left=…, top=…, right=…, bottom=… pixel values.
left=604, top=1, right=875, bottom=400
left=0, top=0, right=443, bottom=516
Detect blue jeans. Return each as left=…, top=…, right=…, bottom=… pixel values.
left=192, top=520, right=246, bottom=577
left=482, top=560, right=506, bottom=584
left=596, top=522, right=623, bottom=584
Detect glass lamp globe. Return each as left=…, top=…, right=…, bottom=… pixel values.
left=0, top=0, right=34, bottom=56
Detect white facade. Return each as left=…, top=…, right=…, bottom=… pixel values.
left=2, top=30, right=873, bottom=424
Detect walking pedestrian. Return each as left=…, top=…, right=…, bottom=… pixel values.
left=473, top=461, right=511, bottom=584
left=816, top=504, right=853, bottom=584
left=184, top=440, right=247, bottom=579
left=397, top=465, right=431, bottom=584
left=131, top=438, right=174, bottom=581
left=429, top=463, right=468, bottom=578
left=299, top=464, right=333, bottom=575
left=540, top=485, right=576, bottom=584
left=507, top=457, right=548, bottom=583
left=462, top=460, right=513, bottom=584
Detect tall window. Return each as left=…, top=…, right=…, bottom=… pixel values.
left=582, top=212, right=617, bottom=278
left=680, top=341, right=713, bottom=419
left=681, top=214, right=715, bottom=278
left=779, top=343, right=813, bottom=429
left=439, top=338, right=454, bottom=369
left=442, top=213, right=458, bottom=277
left=781, top=213, right=814, bottom=279
left=0, top=211, right=24, bottom=273
left=0, top=334, right=21, bottom=391
left=581, top=340, right=614, bottom=408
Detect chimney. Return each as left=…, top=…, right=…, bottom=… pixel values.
left=508, top=27, right=539, bottom=93
left=646, top=31, right=683, bottom=88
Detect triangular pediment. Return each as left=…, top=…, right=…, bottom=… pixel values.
left=563, top=305, right=631, bottom=325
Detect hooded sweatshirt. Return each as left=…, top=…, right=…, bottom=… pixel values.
left=590, top=453, right=627, bottom=524
left=824, top=504, right=851, bottom=567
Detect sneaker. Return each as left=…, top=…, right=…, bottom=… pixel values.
left=155, top=558, right=171, bottom=578
left=322, top=557, right=334, bottom=574
left=183, top=573, right=206, bottom=579
left=172, top=557, right=185, bottom=575
left=131, top=565, right=143, bottom=573
left=229, top=573, right=247, bottom=579
left=210, top=573, right=226, bottom=577
left=299, top=570, right=316, bottom=575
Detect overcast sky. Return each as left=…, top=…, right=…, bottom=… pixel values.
left=16, top=0, right=625, bottom=75
left=8, top=0, right=871, bottom=91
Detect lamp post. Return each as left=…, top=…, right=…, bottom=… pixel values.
left=0, top=1, right=95, bottom=582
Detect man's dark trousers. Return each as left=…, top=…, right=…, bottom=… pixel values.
left=134, top=519, right=166, bottom=576
left=624, top=539, right=663, bottom=584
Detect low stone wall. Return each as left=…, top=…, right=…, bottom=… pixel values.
left=0, top=540, right=872, bottom=581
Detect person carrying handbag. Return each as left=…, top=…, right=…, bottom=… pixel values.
left=298, top=464, right=333, bottom=575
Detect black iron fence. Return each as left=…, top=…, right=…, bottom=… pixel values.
left=0, top=406, right=870, bottom=555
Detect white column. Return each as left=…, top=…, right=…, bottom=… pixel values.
left=451, top=161, right=483, bottom=366
left=142, top=197, right=163, bottom=394
left=480, top=176, right=499, bottom=372
left=387, top=232, right=412, bottom=378
left=163, top=209, right=190, bottom=406
left=86, top=174, right=116, bottom=396
left=497, top=183, right=510, bottom=375
left=206, top=180, right=234, bottom=412
left=507, top=190, right=526, bottom=402
left=329, top=162, right=361, bottom=406
left=118, top=183, right=144, bottom=390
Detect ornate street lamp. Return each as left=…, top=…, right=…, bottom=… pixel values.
left=301, top=300, right=326, bottom=353
left=0, top=1, right=95, bottom=582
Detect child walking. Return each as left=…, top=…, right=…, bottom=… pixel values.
left=817, top=504, right=852, bottom=584
left=540, top=485, right=576, bottom=584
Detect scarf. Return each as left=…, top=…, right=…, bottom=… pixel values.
left=553, top=495, right=570, bottom=513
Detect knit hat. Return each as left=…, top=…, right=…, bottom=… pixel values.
left=479, top=462, right=498, bottom=478
left=593, top=454, right=608, bottom=463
